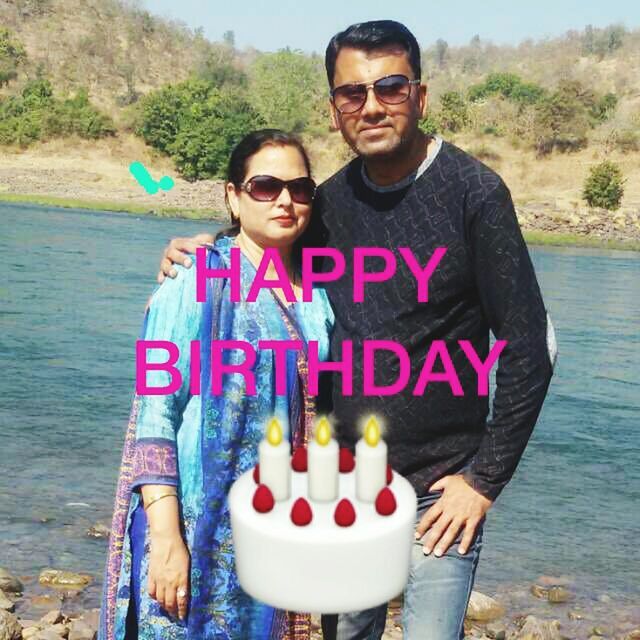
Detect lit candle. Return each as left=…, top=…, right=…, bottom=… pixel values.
left=308, top=417, right=339, bottom=502
left=258, top=417, right=290, bottom=501
left=355, top=416, right=388, bottom=502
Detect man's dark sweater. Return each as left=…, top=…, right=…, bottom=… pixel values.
left=308, top=139, right=555, bottom=501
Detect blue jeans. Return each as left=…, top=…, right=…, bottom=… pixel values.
left=321, top=492, right=484, bottom=640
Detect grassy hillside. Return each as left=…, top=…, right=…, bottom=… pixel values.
left=1, top=1, right=639, bottom=247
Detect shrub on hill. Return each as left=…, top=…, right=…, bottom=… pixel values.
left=247, top=49, right=325, bottom=135
left=582, top=160, right=625, bottom=210
left=137, top=79, right=263, bottom=180
left=0, top=78, right=115, bottom=146
left=468, top=72, right=545, bottom=105
left=0, top=27, right=27, bottom=88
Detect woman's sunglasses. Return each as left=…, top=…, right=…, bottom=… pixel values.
left=239, top=175, right=316, bottom=205
left=331, top=74, right=420, bottom=115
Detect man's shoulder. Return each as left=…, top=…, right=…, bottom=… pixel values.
left=317, top=156, right=361, bottom=197
left=436, top=139, right=509, bottom=202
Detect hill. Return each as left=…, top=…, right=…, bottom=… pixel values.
left=1, top=0, right=639, bottom=248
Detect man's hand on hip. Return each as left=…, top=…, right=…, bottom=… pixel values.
left=415, top=474, right=492, bottom=557
left=157, top=233, right=215, bottom=283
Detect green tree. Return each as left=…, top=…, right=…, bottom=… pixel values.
left=582, top=25, right=595, bottom=55
left=197, top=44, right=246, bottom=88
left=0, top=28, right=27, bottom=88
left=222, top=30, right=235, bottom=48
left=534, top=88, right=590, bottom=155
left=435, top=39, right=448, bottom=68
left=437, top=92, right=469, bottom=132
left=469, top=73, right=544, bottom=105
left=136, top=79, right=263, bottom=180
left=248, top=49, right=324, bottom=134
left=582, top=161, right=625, bottom=210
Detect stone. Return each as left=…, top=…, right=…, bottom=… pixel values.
left=38, top=570, right=92, bottom=591
left=0, top=570, right=22, bottom=595
left=485, top=621, right=506, bottom=639
left=21, top=628, right=41, bottom=640
left=68, top=620, right=96, bottom=640
left=33, top=630, right=65, bottom=640
left=0, top=591, right=13, bottom=613
left=86, top=524, right=110, bottom=539
left=515, top=615, right=563, bottom=640
left=547, top=586, right=571, bottom=603
left=29, top=594, right=62, bottom=608
left=568, top=610, right=583, bottom=620
left=530, top=583, right=548, bottom=599
left=80, top=609, right=100, bottom=632
left=40, top=610, right=63, bottom=625
left=624, top=631, right=640, bottom=640
left=49, top=623, right=69, bottom=638
left=465, top=591, right=505, bottom=623
left=0, top=610, right=21, bottom=640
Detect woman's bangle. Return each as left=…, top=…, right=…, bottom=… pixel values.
left=144, top=490, right=178, bottom=511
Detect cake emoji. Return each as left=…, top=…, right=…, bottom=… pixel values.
left=228, top=416, right=417, bottom=614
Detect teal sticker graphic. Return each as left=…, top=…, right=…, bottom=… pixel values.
left=129, top=161, right=175, bottom=194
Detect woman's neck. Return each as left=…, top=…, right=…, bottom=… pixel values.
left=235, top=231, right=295, bottom=280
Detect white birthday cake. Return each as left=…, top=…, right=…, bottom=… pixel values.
left=229, top=418, right=417, bottom=614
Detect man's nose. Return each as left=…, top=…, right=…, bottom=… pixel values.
left=361, top=85, right=386, bottom=118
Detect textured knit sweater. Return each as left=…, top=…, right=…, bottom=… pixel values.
left=306, top=139, right=555, bottom=501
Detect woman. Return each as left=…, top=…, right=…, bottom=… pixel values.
left=99, top=130, right=334, bottom=640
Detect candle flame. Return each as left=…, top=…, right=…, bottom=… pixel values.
left=266, top=417, right=283, bottom=446
left=315, top=417, right=332, bottom=446
left=364, top=416, right=380, bottom=447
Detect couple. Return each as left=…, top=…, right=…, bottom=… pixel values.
left=100, top=19, right=556, bottom=640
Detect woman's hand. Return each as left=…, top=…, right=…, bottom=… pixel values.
left=147, top=531, right=191, bottom=620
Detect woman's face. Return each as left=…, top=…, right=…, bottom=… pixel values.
left=226, top=144, right=313, bottom=249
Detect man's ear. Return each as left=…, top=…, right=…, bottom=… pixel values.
left=329, top=99, right=340, bottom=131
left=226, top=183, right=240, bottom=221
left=418, top=83, right=428, bottom=119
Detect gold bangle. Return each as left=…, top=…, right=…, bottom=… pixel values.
left=144, top=491, right=178, bottom=511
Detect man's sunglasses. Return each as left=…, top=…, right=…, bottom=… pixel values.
left=239, top=175, right=317, bottom=205
left=330, top=74, right=421, bottom=114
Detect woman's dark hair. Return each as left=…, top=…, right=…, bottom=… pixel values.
left=325, top=20, right=421, bottom=88
left=218, top=128, right=312, bottom=239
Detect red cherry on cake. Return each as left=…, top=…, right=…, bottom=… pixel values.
left=339, top=448, right=355, bottom=473
left=291, top=497, right=313, bottom=526
left=291, top=447, right=308, bottom=472
left=386, top=464, right=393, bottom=485
left=252, top=484, right=274, bottom=513
left=253, top=464, right=260, bottom=484
left=375, top=487, right=397, bottom=516
left=334, top=498, right=356, bottom=527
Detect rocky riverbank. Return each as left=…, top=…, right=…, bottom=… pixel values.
left=1, top=138, right=640, bottom=250
left=1, top=564, right=638, bottom=640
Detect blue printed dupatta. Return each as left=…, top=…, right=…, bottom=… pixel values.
left=100, top=235, right=333, bottom=640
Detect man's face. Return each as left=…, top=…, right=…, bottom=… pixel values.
left=329, top=46, right=427, bottom=159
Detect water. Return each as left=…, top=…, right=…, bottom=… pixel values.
left=1, top=202, right=639, bottom=614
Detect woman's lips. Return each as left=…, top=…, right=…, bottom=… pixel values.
left=273, top=216, right=296, bottom=225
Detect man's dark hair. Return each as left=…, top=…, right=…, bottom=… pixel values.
left=325, top=20, right=421, bottom=88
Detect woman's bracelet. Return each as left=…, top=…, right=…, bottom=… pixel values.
left=144, top=490, right=178, bottom=511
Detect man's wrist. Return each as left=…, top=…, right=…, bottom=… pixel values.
left=461, top=468, right=500, bottom=502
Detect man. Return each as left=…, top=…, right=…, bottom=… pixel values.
left=157, top=20, right=555, bottom=640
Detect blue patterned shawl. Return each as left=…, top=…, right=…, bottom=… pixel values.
left=99, top=235, right=333, bottom=640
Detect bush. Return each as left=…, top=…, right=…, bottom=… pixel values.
left=468, top=72, right=545, bottom=105
left=582, top=161, right=625, bottom=210
left=437, top=91, right=469, bottom=133
left=248, top=49, right=325, bottom=134
left=0, top=27, right=27, bottom=88
left=0, top=80, right=115, bottom=147
left=534, top=90, right=590, bottom=155
left=137, top=79, right=263, bottom=180
left=419, top=112, right=439, bottom=135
